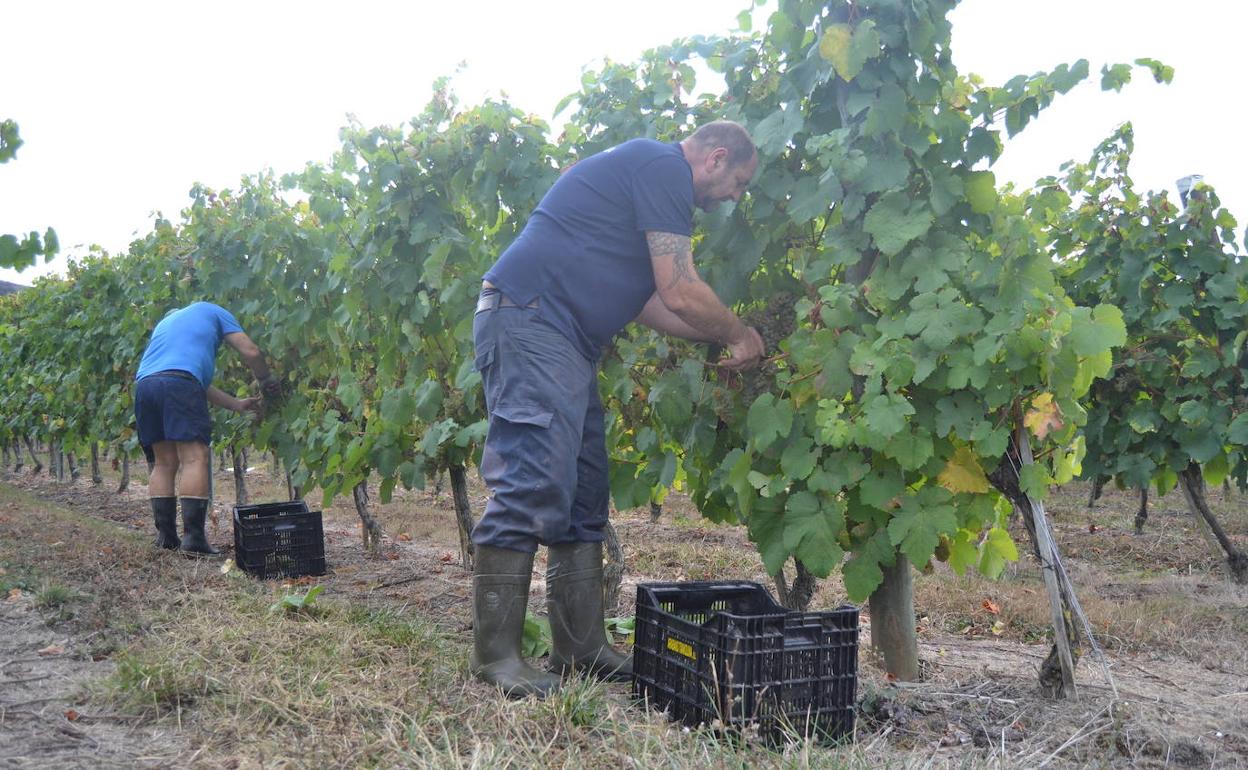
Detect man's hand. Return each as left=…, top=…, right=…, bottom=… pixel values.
left=719, top=326, right=765, bottom=370
left=236, top=396, right=263, bottom=415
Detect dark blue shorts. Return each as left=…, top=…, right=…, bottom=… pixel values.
left=471, top=294, right=609, bottom=552
left=134, top=371, right=212, bottom=463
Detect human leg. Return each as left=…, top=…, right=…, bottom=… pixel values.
left=148, top=441, right=180, bottom=549
left=175, top=440, right=218, bottom=555
left=547, top=386, right=631, bottom=680
left=468, top=304, right=595, bottom=696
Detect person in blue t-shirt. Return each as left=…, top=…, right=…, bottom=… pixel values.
left=134, top=301, right=280, bottom=555
left=469, top=121, right=765, bottom=698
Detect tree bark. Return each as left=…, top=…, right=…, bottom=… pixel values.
left=117, top=451, right=130, bottom=493
left=90, top=443, right=102, bottom=485
left=232, top=447, right=248, bottom=506
left=773, top=557, right=818, bottom=611
left=603, top=521, right=625, bottom=615
left=1133, top=487, right=1149, bottom=535
left=988, top=426, right=1080, bottom=698
left=1086, top=475, right=1106, bottom=508
left=352, top=480, right=384, bottom=552
left=448, top=464, right=476, bottom=570
left=24, top=437, right=41, bottom=474
left=868, top=553, right=920, bottom=681
left=1177, top=463, right=1248, bottom=584
left=285, top=469, right=301, bottom=502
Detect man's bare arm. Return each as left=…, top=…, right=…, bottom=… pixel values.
left=224, top=331, right=274, bottom=384
left=206, top=385, right=257, bottom=413
left=647, top=231, right=764, bottom=368
left=634, top=293, right=717, bottom=342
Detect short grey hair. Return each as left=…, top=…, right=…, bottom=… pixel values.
left=686, top=121, right=756, bottom=167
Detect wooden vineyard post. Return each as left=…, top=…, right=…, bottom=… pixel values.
left=1014, top=420, right=1077, bottom=698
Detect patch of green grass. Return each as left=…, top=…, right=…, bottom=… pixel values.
left=108, top=652, right=214, bottom=715
left=35, top=582, right=74, bottom=608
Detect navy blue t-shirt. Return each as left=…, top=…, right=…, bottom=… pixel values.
left=484, top=139, right=693, bottom=361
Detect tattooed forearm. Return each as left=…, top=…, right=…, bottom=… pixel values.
left=646, top=231, right=696, bottom=291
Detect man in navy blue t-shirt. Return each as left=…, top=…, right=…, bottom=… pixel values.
left=134, top=302, right=280, bottom=555
left=469, top=121, right=765, bottom=698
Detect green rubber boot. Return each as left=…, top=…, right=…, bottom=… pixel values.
left=151, top=496, right=179, bottom=550
left=547, top=542, right=632, bottom=682
left=178, top=497, right=220, bottom=556
left=470, top=546, right=562, bottom=699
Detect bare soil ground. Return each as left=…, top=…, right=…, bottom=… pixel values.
left=0, top=458, right=1244, bottom=769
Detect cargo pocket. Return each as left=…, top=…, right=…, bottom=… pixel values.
left=473, top=345, right=495, bottom=372
left=493, top=403, right=554, bottom=430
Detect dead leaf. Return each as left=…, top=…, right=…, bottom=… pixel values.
left=386, top=551, right=400, bottom=561
left=1088, top=523, right=1100, bottom=533
left=37, top=643, right=66, bottom=656
left=64, top=709, right=80, bottom=722
left=990, top=620, right=1006, bottom=636
left=982, top=598, right=1000, bottom=615
left=397, top=533, right=412, bottom=542
left=0, top=566, right=6, bottom=575
left=6, top=588, right=21, bottom=602
left=1024, top=392, right=1064, bottom=440
left=439, top=553, right=454, bottom=564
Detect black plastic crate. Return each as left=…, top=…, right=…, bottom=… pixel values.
left=233, top=500, right=326, bottom=580
left=632, top=581, right=858, bottom=743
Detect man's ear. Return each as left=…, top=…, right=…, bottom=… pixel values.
left=708, top=146, right=729, bottom=169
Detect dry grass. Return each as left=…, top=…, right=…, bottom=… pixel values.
left=3, top=462, right=1246, bottom=769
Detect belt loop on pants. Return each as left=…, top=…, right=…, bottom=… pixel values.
left=477, top=290, right=539, bottom=313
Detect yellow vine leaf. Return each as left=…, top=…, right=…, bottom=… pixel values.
left=1024, top=392, right=1064, bottom=440
left=938, top=446, right=990, bottom=494
left=818, top=24, right=853, bottom=78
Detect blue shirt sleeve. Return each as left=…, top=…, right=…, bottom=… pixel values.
left=632, top=155, right=694, bottom=236
left=212, top=304, right=244, bottom=336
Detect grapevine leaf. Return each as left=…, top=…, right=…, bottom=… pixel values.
left=842, top=531, right=894, bottom=602
left=780, top=436, right=818, bottom=480
left=747, top=500, right=789, bottom=577
left=863, top=192, right=932, bottom=256
left=747, top=394, right=794, bottom=452
left=937, top=446, right=990, bottom=494
left=1227, top=413, right=1248, bottom=445
left=965, top=170, right=997, bottom=214
left=946, top=530, right=979, bottom=575
left=886, top=489, right=957, bottom=569
left=1023, top=392, right=1063, bottom=439
left=978, top=527, right=1018, bottom=579
left=784, top=492, right=845, bottom=576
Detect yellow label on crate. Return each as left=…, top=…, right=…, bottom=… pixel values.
left=666, top=636, right=696, bottom=660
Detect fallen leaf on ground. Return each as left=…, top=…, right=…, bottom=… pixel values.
left=439, top=553, right=454, bottom=563
left=64, top=709, right=80, bottom=722
left=397, top=533, right=412, bottom=542
left=6, top=588, right=21, bottom=602
left=982, top=598, right=1000, bottom=615
left=37, top=643, right=66, bottom=656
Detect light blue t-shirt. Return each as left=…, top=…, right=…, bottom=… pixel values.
left=135, top=302, right=244, bottom=388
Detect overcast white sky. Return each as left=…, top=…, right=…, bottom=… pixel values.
left=2, top=0, right=1244, bottom=286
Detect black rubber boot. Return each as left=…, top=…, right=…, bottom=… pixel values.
left=547, top=541, right=632, bottom=682
left=470, top=545, right=562, bottom=699
left=151, top=496, right=179, bottom=550
left=178, top=497, right=220, bottom=556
